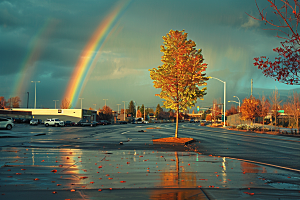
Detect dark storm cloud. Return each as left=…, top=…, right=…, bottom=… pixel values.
left=0, top=0, right=122, bottom=78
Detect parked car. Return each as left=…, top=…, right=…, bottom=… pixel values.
left=76, top=119, right=96, bottom=127
left=143, top=121, right=149, bottom=124
left=99, top=120, right=111, bottom=125
left=30, top=119, right=39, bottom=125
left=14, top=118, right=24, bottom=123
left=190, top=119, right=195, bottom=123
left=22, top=118, right=31, bottom=124
left=91, top=121, right=98, bottom=127
left=118, top=121, right=127, bottom=124
left=44, top=118, right=65, bottom=127
left=65, top=121, right=75, bottom=126
left=0, top=118, right=14, bottom=130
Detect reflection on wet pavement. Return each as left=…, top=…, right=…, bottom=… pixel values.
left=1, top=147, right=300, bottom=198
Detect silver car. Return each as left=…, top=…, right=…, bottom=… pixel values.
left=0, top=118, right=14, bottom=130
left=30, top=119, right=39, bottom=125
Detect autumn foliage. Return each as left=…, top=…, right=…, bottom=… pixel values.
left=0, top=96, right=5, bottom=109
left=150, top=30, right=208, bottom=137
left=3, top=96, right=21, bottom=108
left=60, top=98, right=71, bottom=109
left=283, top=92, right=300, bottom=130
left=250, top=0, right=300, bottom=85
left=226, top=105, right=238, bottom=116
left=254, top=36, right=300, bottom=85
left=257, top=95, right=270, bottom=129
left=240, top=96, right=260, bottom=124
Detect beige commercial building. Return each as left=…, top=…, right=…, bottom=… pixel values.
left=0, top=108, right=97, bottom=122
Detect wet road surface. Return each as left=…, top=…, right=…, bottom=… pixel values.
left=0, top=123, right=299, bottom=199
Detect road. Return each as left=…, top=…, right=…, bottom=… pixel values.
left=0, top=122, right=299, bottom=199
left=177, top=123, right=300, bottom=171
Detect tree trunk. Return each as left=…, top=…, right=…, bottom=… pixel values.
left=175, top=107, right=179, bottom=138
left=297, top=117, right=299, bottom=134
left=275, top=114, right=277, bottom=132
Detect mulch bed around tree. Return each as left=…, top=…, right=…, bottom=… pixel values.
left=153, top=137, right=195, bottom=144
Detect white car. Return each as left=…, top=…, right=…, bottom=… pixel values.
left=0, top=118, right=14, bottom=130
left=143, top=121, right=149, bottom=124
left=30, top=119, right=39, bottom=125
left=44, top=118, right=65, bottom=127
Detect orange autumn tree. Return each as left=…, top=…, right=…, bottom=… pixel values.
left=136, top=110, right=142, bottom=118
left=240, top=96, right=260, bottom=125
left=284, top=92, right=300, bottom=131
left=257, top=95, right=270, bottom=130
left=0, top=96, right=5, bottom=109
left=60, top=98, right=72, bottom=109
left=149, top=30, right=208, bottom=137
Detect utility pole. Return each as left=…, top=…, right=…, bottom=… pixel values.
left=79, top=98, right=84, bottom=109
left=144, top=105, right=146, bottom=120
left=103, top=99, right=108, bottom=107
left=53, top=100, right=59, bottom=109
left=93, top=104, right=96, bottom=110
left=31, top=81, right=40, bottom=109
left=251, top=79, right=253, bottom=96
left=117, top=104, right=121, bottom=114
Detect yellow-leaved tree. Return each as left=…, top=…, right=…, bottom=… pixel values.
left=240, top=96, right=260, bottom=125
left=149, top=30, right=208, bottom=138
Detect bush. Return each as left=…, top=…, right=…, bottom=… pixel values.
left=237, top=124, right=248, bottom=130
left=236, top=124, right=261, bottom=131
left=261, top=127, right=269, bottom=132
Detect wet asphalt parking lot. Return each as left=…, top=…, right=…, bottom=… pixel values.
left=0, top=122, right=300, bottom=199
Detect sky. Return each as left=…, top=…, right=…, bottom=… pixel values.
left=1, top=0, right=299, bottom=111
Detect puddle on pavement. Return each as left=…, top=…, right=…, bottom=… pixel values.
left=0, top=147, right=299, bottom=192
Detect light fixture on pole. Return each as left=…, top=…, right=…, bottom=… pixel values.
left=31, top=81, right=40, bottom=109
left=233, top=96, right=240, bottom=112
left=209, top=77, right=226, bottom=127
left=79, top=98, right=84, bottom=109
left=228, top=100, right=239, bottom=110
left=53, top=100, right=59, bottom=109
left=103, top=99, right=108, bottom=107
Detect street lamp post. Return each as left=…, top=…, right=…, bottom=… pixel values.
left=53, top=100, right=59, bottom=109
left=103, top=99, right=108, bottom=107
left=79, top=98, right=84, bottom=109
left=117, top=104, right=121, bottom=114
left=31, top=81, right=40, bottom=109
left=210, top=77, right=226, bottom=127
left=233, top=96, right=240, bottom=112
left=27, top=92, right=29, bottom=108
left=93, top=104, right=96, bottom=110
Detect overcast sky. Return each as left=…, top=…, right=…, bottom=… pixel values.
left=1, top=0, right=299, bottom=111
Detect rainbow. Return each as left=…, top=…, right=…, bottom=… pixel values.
left=63, top=0, right=131, bottom=108
left=12, top=18, right=58, bottom=98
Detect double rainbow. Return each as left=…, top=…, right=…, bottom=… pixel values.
left=63, top=0, right=131, bottom=108
left=12, top=19, right=58, bottom=98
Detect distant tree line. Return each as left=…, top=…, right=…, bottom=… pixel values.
left=0, top=96, right=21, bottom=108
left=226, top=89, right=300, bottom=131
